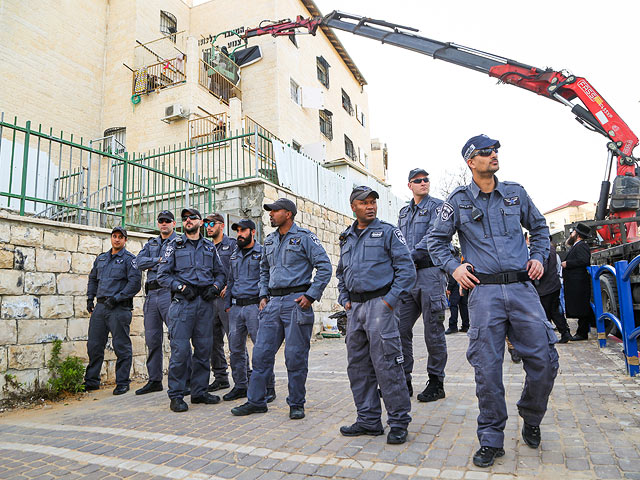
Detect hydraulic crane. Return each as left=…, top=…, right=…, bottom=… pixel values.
left=243, top=10, right=640, bottom=247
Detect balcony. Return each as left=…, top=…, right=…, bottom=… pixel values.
left=132, top=57, right=186, bottom=95
left=189, top=113, right=229, bottom=148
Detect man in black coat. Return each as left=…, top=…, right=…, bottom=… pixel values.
left=535, top=237, right=571, bottom=343
left=562, top=223, right=594, bottom=341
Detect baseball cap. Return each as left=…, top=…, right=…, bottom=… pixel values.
left=408, top=168, right=428, bottom=181
left=205, top=213, right=224, bottom=224
left=181, top=207, right=202, bottom=219
left=111, top=226, right=128, bottom=238
left=350, top=185, right=379, bottom=203
left=157, top=210, right=174, bottom=221
left=264, top=198, right=297, bottom=216
left=461, top=134, right=501, bottom=161
left=231, top=219, right=257, bottom=231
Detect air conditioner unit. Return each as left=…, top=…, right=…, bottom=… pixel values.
left=162, top=103, right=188, bottom=122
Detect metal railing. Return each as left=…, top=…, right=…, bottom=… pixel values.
left=132, top=57, right=186, bottom=95
left=189, top=113, right=229, bottom=147
left=198, top=59, right=241, bottom=105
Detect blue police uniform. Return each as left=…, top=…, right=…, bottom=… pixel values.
left=157, top=234, right=226, bottom=400
left=396, top=195, right=449, bottom=388
left=136, top=232, right=176, bottom=383
left=337, top=218, right=416, bottom=430
left=247, top=223, right=332, bottom=408
left=428, top=177, right=558, bottom=449
left=211, top=234, right=237, bottom=384
left=85, top=248, right=141, bottom=388
left=225, top=242, right=275, bottom=390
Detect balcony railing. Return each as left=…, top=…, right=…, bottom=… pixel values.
left=189, top=113, right=229, bottom=148
left=132, top=57, right=186, bottom=95
left=199, top=59, right=241, bottom=105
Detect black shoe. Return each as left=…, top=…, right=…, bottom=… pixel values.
left=113, top=384, right=129, bottom=395
left=386, top=427, right=408, bottom=445
left=522, top=422, right=541, bottom=448
left=339, top=423, right=384, bottom=437
left=82, top=382, right=99, bottom=391
left=558, top=332, right=571, bottom=344
left=571, top=334, right=588, bottom=341
left=170, top=397, right=189, bottom=412
left=208, top=379, right=230, bottom=392
left=135, top=381, right=163, bottom=395
left=460, top=327, right=469, bottom=332
left=444, top=327, right=458, bottom=335
left=509, top=348, right=522, bottom=363
left=473, top=446, right=505, bottom=468
left=407, top=380, right=413, bottom=397
left=266, top=387, right=277, bottom=403
left=223, top=387, right=247, bottom=401
left=191, top=393, right=221, bottom=404
left=417, top=376, right=445, bottom=403
left=231, top=402, right=268, bottom=416
left=289, top=406, right=305, bottom=420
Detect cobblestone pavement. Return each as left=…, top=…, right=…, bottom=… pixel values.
left=2, top=319, right=640, bottom=479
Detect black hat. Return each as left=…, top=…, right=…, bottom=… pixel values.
left=111, top=226, right=128, bottom=238
left=232, top=219, right=256, bottom=231
left=157, top=210, right=174, bottom=222
left=264, top=198, right=297, bottom=216
left=350, top=185, right=379, bottom=203
left=181, top=207, right=202, bottom=219
left=461, top=134, right=501, bottom=161
left=408, top=168, right=428, bottom=181
left=574, top=223, right=592, bottom=238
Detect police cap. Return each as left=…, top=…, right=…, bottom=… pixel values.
left=231, top=219, right=256, bottom=231
left=408, top=168, right=428, bottom=181
left=350, top=185, right=379, bottom=203
left=111, top=226, right=128, bottom=238
left=181, top=207, right=202, bottom=219
left=264, top=198, right=297, bottom=216
left=461, top=134, right=501, bottom=161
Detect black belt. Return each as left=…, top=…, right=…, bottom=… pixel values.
left=269, top=284, right=311, bottom=296
left=475, top=271, right=530, bottom=284
left=349, top=285, right=391, bottom=303
left=234, top=297, right=260, bottom=306
left=96, top=297, right=133, bottom=308
left=415, top=257, right=435, bottom=270
left=145, top=280, right=161, bottom=294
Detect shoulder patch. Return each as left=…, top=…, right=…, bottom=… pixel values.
left=309, top=233, right=322, bottom=246
left=393, top=228, right=407, bottom=245
left=163, top=245, right=175, bottom=259
left=440, top=202, right=455, bottom=222
left=131, top=259, right=138, bottom=269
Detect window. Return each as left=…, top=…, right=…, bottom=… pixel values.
left=341, top=89, right=354, bottom=116
left=292, top=140, right=302, bottom=153
left=344, top=135, right=356, bottom=161
left=319, top=109, right=333, bottom=140
left=355, top=105, right=365, bottom=126
left=289, top=34, right=298, bottom=47
left=316, top=56, right=330, bottom=88
left=103, top=127, right=126, bottom=155
left=290, top=78, right=300, bottom=105
left=160, top=11, right=177, bottom=43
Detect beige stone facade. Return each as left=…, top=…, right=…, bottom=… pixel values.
left=544, top=200, right=596, bottom=235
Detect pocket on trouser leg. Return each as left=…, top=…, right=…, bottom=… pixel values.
left=429, top=294, right=448, bottom=313
left=466, top=327, right=481, bottom=368
left=546, top=328, right=560, bottom=371
left=294, top=305, right=315, bottom=325
left=380, top=331, right=404, bottom=367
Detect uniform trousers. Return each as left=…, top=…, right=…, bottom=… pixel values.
left=211, top=296, right=229, bottom=381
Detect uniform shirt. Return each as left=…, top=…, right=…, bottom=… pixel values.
left=336, top=218, right=417, bottom=308
left=157, top=234, right=226, bottom=292
left=135, top=232, right=177, bottom=283
left=225, top=242, right=263, bottom=309
left=215, top=234, right=237, bottom=275
left=259, top=222, right=332, bottom=301
left=428, top=177, right=549, bottom=275
left=398, top=195, right=443, bottom=259
left=87, top=248, right=141, bottom=301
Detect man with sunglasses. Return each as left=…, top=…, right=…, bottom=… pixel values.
left=231, top=198, right=331, bottom=420
left=158, top=208, right=227, bottom=412
left=134, top=210, right=181, bottom=395
left=396, top=168, right=448, bottom=403
left=428, top=134, right=558, bottom=467
left=203, top=213, right=237, bottom=393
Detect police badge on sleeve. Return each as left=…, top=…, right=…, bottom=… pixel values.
left=440, top=202, right=454, bottom=221
left=393, top=229, right=407, bottom=245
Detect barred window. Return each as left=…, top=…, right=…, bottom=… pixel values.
left=290, top=78, right=300, bottom=105
left=319, top=109, right=333, bottom=140
left=316, top=56, right=330, bottom=88
left=344, top=135, right=356, bottom=161
left=341, top=89, right=354, bottom=116
left=160, top=11, right=177, bottom=43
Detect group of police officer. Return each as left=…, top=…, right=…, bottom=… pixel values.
left=82, top=133, right=558, bottom=467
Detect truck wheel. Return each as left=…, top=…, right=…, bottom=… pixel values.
left=600, top=275, right=621, bottom=338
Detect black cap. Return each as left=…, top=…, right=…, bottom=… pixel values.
left=181, top=207, right=202, bottom=219
left=574, top=223, right=592, bottom=238
left=350, top=185, right=379, bottom=203
left=232, top=219, right=256, bottom=231
left=408, top=168, right=428, bottom=181
left=264, top=198, right=297, bottom=216
left=157, top=210, right=174, bottom=221
left=111, top=226, right=128, bottom=238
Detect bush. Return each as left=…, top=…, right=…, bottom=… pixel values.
left=47, top=339, right=85, bottom=394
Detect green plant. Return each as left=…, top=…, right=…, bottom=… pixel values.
left=47, top=339, right=85, bottom=394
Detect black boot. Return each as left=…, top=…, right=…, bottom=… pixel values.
left=135, top=381, right=163, bottom=395
left=473, top=446, right=505, bottom=467
left=417, top=375, right=445, bottom=402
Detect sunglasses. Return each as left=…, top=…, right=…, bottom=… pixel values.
left=158, top=218, right=173, bottom=224
left=410, top=178, right=430, bottom=184
left=182, top=215, right=200, bottom=221
left=203, top=221, right=222, bottom=228
left=472, top=147, right=499, bottom=158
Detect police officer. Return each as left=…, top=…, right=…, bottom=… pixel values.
left=337, top=186, right=416, bottom=445
left=204, top=213, right=237, bottom=392
left=222, top=219, right=276, bottom=402
left=84, top=226, right=141, bottom=395
left=428, top=134, right=558, bottom=467
left=158, top=207, right=227, bottom=412
left=134, top=210, right=179, bottom=395
left=231, top=198, right=332, bottom=420
left=396, top=168, right=448, bottom=401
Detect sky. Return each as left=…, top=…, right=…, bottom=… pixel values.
left=312, top=0, right=640, bottom=213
